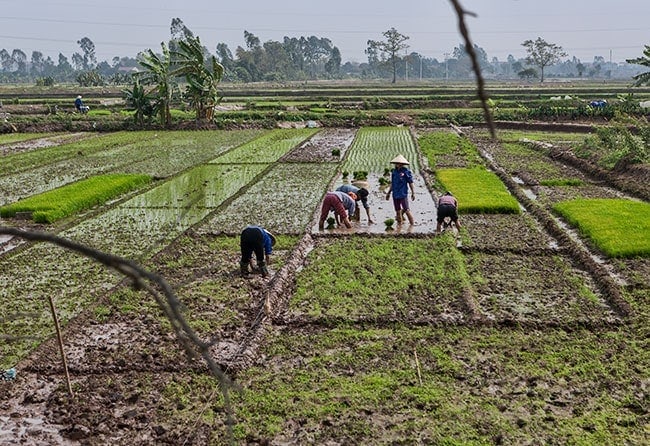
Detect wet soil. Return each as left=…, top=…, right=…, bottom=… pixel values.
left=1, top=123, right=648, bottom=444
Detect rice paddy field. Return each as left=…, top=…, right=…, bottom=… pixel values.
left=0, top=124, right=648, bottom=445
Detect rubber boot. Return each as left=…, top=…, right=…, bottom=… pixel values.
left=240, top=261, right=250, bottom=276
left=259, top=260, right=269, bottom=277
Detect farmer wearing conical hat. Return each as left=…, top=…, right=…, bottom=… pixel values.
left=385, top=154, right=415, bottom=225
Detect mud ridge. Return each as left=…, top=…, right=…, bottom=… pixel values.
left=475, top=140, right=632, bottom=318
left=524, top=140, right=650, bottom=201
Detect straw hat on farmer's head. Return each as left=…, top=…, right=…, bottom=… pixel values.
left=390, top=154, right=410, bottom=165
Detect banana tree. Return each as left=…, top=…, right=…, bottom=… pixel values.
left=135, top=43, right=175, bottom=127
left=626, top=45, right=650, bottom=87
left=172, top=36, right=224, bottom=121
left=122, top=79, right=155, bottom=127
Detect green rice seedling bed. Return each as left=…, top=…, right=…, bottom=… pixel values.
left=210, top=128, right=318, bottom=164
left=0, top=174, right=151, bottom=223
left=418, top=129, right=483, bottom=169
left=201, top=162, right=339, bottom=234
left=553, top=198, right=650, bottom=258
left=290, top=236, right=470, bottom=322
left=467, top=251, right=618, bottom=324
left=342, top=126, right=419, bottom=173
left=436, top=168, right=520, bottom=214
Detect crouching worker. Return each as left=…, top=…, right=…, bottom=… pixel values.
left=335, top=184, right=374, bottom=224
left=318, top=191, right=356, bottom=229
left=436, top=191, right=462, bottom=233
left=240, top=225, right=276, bottom=277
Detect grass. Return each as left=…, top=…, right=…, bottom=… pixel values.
left=418, top=130, right=483, bottom=167
left=0, top=173, right=151, bottom=223
left=553, top=198, right=650, bottom=257
left=436, top=168, right=521, bottom=214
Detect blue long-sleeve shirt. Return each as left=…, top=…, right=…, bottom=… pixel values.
left=246, top=225, right=273, bottom=255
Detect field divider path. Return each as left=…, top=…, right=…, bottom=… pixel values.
left=472, top=138, right=632, bottom=318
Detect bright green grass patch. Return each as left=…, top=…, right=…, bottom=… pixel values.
left=0, top=132, right=52, bottom=145
left=0, top=173, right=151, bottom=223
left=436, top=168, right=520, bottom=214
left=553, top=198, right=650, bottom=258
left=540, top=178, right=584, bottom=186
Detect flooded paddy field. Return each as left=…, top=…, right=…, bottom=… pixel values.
left=0, top=126, right=648, bottom=445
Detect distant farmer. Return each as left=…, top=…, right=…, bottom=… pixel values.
left=240, top=225, right=276, bottom=277
left=436, top=191, right=462, bottom=233
left=74, top=95, right=89, bottom=113
left=385, top=154, right=415, bottom=225
left=335, top=184, right=374, bottom=224
left=318, top=191, right=356, bottom=230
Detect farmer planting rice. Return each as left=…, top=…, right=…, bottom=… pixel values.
left=385, top=154, right=415, bottom=225
left=240, top=225, right=275, bottom=277
left=335, top=184, right=374, bottom=224
left=436, top=191, right=462, bottom=233
left=318, top=191, right=356, bottom=229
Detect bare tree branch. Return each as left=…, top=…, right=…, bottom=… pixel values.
left=449, top=0, right=496, bottom=138
left=0, top=226, right=238, bottom=442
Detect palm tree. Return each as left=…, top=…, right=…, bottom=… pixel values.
left=135, top=43, right=175, bottom=127
left=172, top=36, right=224, bottom=121
left=626, top=45, right=650, bottom=87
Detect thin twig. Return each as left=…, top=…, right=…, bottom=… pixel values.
left=449, top=0, right=496, bottom=138
left=413, top=347, right=423, bottom=386
left=47, top=294, right=73, bottom=396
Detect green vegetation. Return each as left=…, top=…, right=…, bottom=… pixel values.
left=0, top=173, right=151, bottom=223
left=418, top=130, right=483, bottom=167
left=343, top=126, right=419, bottom=172
left=574, top=121, right=650, bottom=169
left=210, top=128, right=318, bottom=164
left=436, top=168, right=521, bottom=214
left=553, top=198, right=650, bottom=257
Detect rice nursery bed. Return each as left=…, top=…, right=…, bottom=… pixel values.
left=1, top=125, right=648, bottom=445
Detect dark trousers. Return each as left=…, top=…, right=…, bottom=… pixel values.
left=240, top=227, right=264, bottom=264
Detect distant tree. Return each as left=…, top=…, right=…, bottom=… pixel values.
left=517, top=67, right=538, bottom=81
left=366, top=27, right=410, bottom=83
left=626, top=45, right=650, bottom=86
left=0, top=49, right=11, bottom=71
left=77, top=37, right=97, bottom=70
left=71, top=53, right=84, bottom=71
left=215, top=43, right=236, bottom=79
left=57, top=53, right=74, bottom=79
left=521, top=37, right=567, bottom=82
left=325, top=47, right=342, bottom=77
left=12, top=49, right=27, bottom=75
left=576, top=62, right=585, bottom=77
left=30, top=51, right=45, bottom=75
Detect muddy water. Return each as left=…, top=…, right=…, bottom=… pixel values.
left=311, top=172, right=439, bottom=234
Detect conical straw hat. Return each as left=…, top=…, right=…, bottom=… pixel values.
left=390, top=154, right=410, bottom=165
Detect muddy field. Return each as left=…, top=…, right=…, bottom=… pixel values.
left=0, top=126, right=648, bottom=445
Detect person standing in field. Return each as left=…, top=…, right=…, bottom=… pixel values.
left=385, top=154, right=415, bottom=225
left=318, top=191, right=356, bottom=229
left=335, top=184, right=374, bottom=224
left=436, top=191, right=462, bottom=233
left=240, top=225, right=275, bottom=277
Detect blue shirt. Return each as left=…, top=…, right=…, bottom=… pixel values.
left=246, top=225, right=273, bottom=255
left=332, top=191, right=356, bottom=217
left=335, top=184, right=369, bottom=209
left=390, top=167, right=413, bottom=199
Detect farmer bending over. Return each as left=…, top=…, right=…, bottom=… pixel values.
left=436, top=192, right=462, bottom=233
left=318, top=191, right=356, bottom=229
left=240, top=225, right=276, bottom=277
left=385, top=154, right=415, bottom=225
left=335, top=184, right=374, bottom=224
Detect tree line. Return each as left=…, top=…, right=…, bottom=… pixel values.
left=0, top=18, right=646, bottom=87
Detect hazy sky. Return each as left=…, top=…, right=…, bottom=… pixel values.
left=1, top=0, right=648, bottom=65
